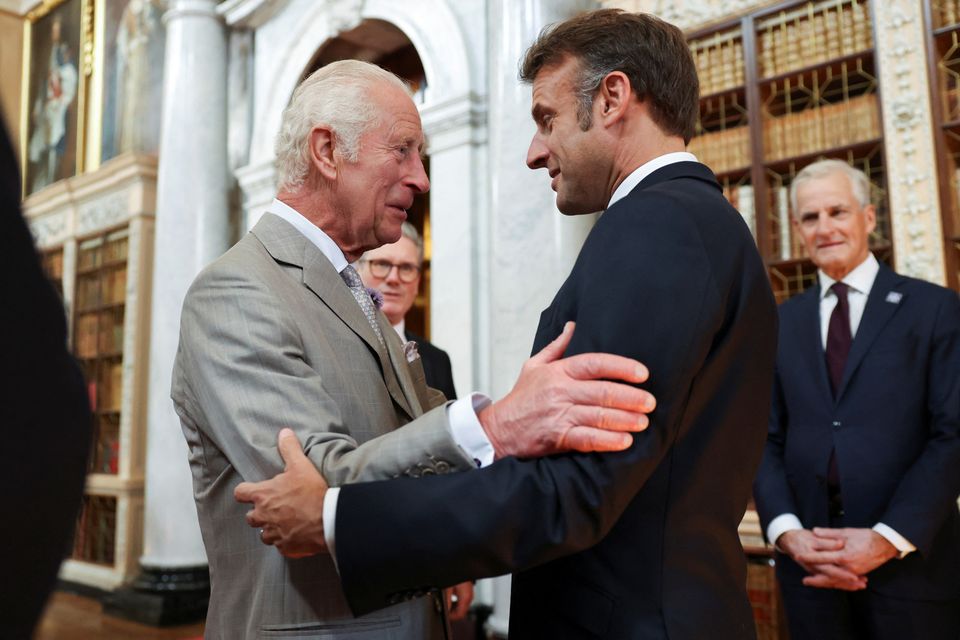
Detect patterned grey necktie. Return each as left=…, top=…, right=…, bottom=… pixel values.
left=340, top=264, right=385, bottom=348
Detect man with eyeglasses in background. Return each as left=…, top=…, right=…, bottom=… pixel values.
left=359, top=222, right=458, bottom=403
left=358, top=221, right=473, bottom=625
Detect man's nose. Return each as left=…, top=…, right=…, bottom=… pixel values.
left=526, top=134, right=548, bottom=170
left=407, top=156, right=430, bottom=193
left=385, top=265, right=402, bottom=283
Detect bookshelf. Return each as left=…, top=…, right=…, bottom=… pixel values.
left=924, top=0, right=960, bottom=289
left=22, top=153, right=157, bottom=590
left=688, top=0, right=893, bottom=302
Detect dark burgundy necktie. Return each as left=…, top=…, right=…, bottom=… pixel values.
left=825, top=281, right=851, bottom=492
left=825, top=282, right=852, bottom=395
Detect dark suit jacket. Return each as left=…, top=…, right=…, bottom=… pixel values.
left=0, top=120, right=91, bottom=637
left=754, top=264, right=960, bottom=601
left=334, top=162, right=778, bottom=639
left=405, top=330, right=457, bottom=401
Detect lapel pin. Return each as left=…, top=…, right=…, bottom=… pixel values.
left=885, top=291, right=902, bottom=304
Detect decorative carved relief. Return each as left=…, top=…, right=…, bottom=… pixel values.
left=874, top=2, right=945, bottom=283
left=29, top=212, right=68, bottom=248
left=327, top=0, right=364, bottom=34
left=605, top=0, right=765, bottom=30
left=78, top=192, right=130, bottom=235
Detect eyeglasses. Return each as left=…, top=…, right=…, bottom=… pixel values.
left=360, top=259, right=421, bottom=283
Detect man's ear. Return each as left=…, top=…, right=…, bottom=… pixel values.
left=596, top=71, right=632, bottom=125
left=309, top=125, right=338, bottom=180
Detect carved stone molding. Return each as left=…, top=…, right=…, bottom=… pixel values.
left=29, top=212, right=69, bottom=248
left=78, top=192, right=130, bottom=235
left=874, top=1, right=945, bottom=283
left=605, top=0, right=771, bottom=31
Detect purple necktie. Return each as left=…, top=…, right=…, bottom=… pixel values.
left=825, top=281, right=851, bottom=492
left=825, top=282, right=852, bottom=395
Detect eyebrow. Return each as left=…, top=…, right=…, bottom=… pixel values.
left=531, top=103, right=549, bottom=124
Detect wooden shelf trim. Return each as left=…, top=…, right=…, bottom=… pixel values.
left=757, top=48, right=874, bottom=85
left=763, top=137, right=883, bottom=172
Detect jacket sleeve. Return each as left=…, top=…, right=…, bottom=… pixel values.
left=172, top=263, right=475, bottom=487
left=876, top=290, right=960, bottom=555
left=334, top=203, right=736, bottom=614
left=753, top=357, right=800, bottom=537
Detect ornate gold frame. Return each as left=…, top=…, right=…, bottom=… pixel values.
left=19, top=0, right=94, bottom=197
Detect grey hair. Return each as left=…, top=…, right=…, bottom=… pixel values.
left=400, top=221, right=424, bottom=265
left=790, top=159, right=871, bottom=216
left=361, top=221, right=424, bottom=264
left=274, top=60, right=409, bottom=192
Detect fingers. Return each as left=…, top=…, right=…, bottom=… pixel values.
left=563, top=405, right=650, bottom=433
left=563, top=352, right=650, bottom=385
left=234, top=481, right=257, bottom=504
left=796, top=550, right=844, bottom=566
left=277, top=428, right=307, bottom=469
left=811, top=527, right=846, bottom=540
left=566, top=379, right=656, bottom=414
left=802, top=564, right=867, bottom=590
left=528, top=321, right=575, bottom=365
left=561, top=426, right=633, bottom=453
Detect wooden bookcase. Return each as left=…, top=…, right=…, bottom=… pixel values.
left=23, top=154, right=157, bottom=590
left=923, top=0, right=960, bottom=289
left=688, top=0, right=893, bottom=302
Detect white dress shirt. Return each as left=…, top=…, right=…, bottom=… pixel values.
left=264, top=200, right=495, bottom=560
left=766, top=253, right=915, bottom=558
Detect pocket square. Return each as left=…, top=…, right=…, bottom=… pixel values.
left=403, top=340, right=420, bottom=363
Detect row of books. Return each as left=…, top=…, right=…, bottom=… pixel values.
left=86, top=363, right=124, bottom=413
left=721, top=184, right=756, bottom=240
left=763, top=94, right=880, bottom=161
left=936, top=0, right=960, bottom=28
left=689, top=125, right=751, bottom=175
left=940, top=81, right=960, bottom=122
left=91, top=420, right=120, bottom=475
left=75, top=267, right=128, bottom=311
left=772, top=186, right=810, bottom=261
left=72, top=495, right=116, bottom=565
left=758, top=0, right=871, bottom=79
left=75, top=313, right=125, bottom=358
left=77, top=236, right=129, bottom=271
left=693, top=36, right=745, bottom=96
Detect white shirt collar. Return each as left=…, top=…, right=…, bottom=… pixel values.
left=607, top=151, right=699, bottom=209
left=391, top=318, right=406, bottom=341
left=266, top=198, right=351, bottom=274
left=818, top=253, right=880, bottom=299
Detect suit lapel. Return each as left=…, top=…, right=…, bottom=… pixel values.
left=836, top=265, right=904, bottom=401
left=252, top=215, right=415, bottom=420
left=379, top=315, right=423, bottom=417
left=794, top=286, right=834, bottom=402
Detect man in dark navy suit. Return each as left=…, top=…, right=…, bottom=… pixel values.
left=237, top=10, right=778, bottom=638
left=359, top=222, right=458, bottom=402
left=753, top=159, right=960, bottom=639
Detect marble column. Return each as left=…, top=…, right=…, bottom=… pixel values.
left=482, top=2, right=599, bottom=634
left=106, top=0, right=230, bottom=625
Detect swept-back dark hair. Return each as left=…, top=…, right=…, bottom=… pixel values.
left=520, top=9, right=699, bottom=143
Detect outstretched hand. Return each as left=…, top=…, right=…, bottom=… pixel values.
left=234, top=428, right=329, bottom=558
left=479, top=321, right=656, bottom=459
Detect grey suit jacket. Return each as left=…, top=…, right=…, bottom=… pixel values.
left=172, top=213, right=474, bottom=639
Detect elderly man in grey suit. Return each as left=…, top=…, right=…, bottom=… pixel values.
left=171, top=60, right=656, bottom=639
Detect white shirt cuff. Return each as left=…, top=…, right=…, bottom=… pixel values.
left=767, top=513, right=804, bottom=549
left=873, top=522, right=915, bottom=559
left=447, top=393, right=494, bottom=468
left=323, top=486, right=340, bottom=570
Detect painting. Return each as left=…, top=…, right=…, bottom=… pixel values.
left=99, top=0, right=166, bottom=164
left=23, top=0, right=84, bottom=195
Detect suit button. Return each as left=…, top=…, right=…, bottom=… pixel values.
left=832, top=420, right=841, bottom=429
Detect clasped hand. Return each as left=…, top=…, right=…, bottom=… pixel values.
left=778, top=527, right=899, bottom=591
